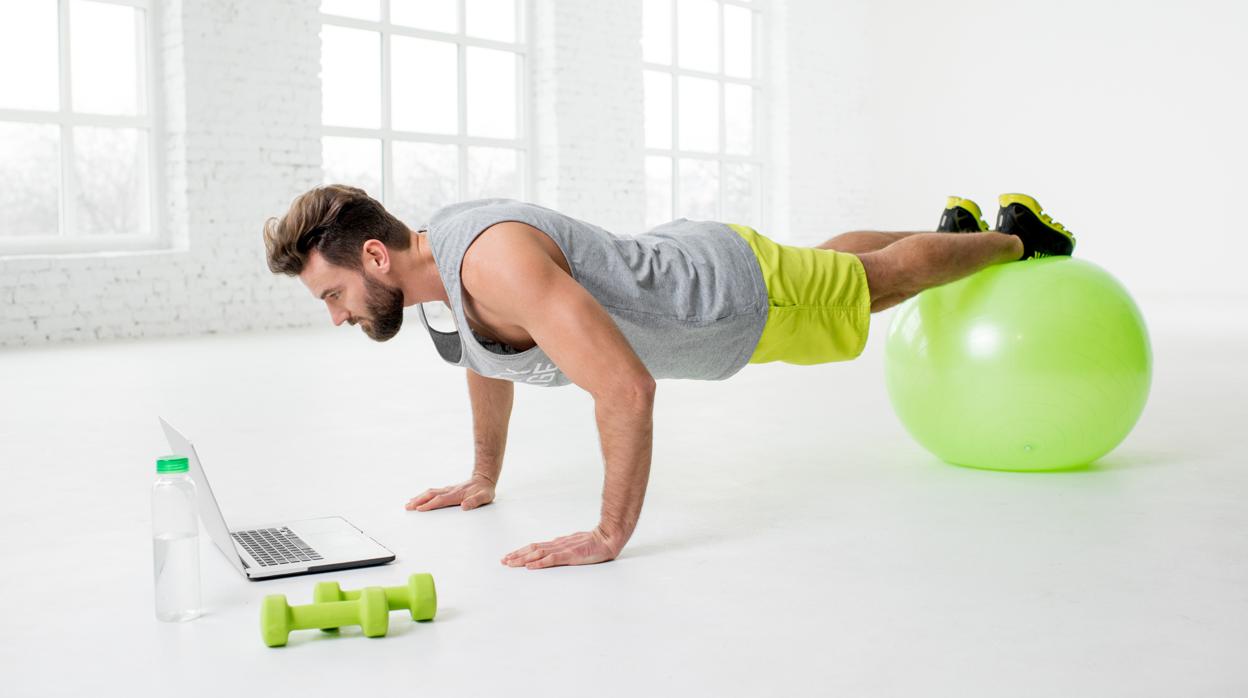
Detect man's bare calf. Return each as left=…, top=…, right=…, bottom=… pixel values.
left=816, top=231, right=1023, bottom=312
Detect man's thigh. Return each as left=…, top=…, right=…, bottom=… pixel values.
left=730, top=225, right=873, bottom=365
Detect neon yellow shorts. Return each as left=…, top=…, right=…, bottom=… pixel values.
left=728, top=223, right=872, bottom=365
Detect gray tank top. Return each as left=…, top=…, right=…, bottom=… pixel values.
left=415, top=198, right=768, bottom=387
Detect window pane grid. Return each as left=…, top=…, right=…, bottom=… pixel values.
left=320, top=0, right=527, bottom=226
left=643, top=0, right=765, bottom=230
left=0, top=0, right=158, bottom=249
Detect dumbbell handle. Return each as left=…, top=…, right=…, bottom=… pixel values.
left=339, top=587, right=412, bottom=610
left=288, top=599, right=368, bottom=631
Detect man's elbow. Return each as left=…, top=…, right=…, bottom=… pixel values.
left=634, top=375, right=657, bottom=402
left=597, top=374, right=656, bottom=405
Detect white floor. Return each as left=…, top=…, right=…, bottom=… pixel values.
left=2, top=301, right=1245, bottom=697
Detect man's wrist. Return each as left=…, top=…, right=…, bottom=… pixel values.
left=471, top=469, right=498, bottom=485
left=594, top=520, right=634, bottom=554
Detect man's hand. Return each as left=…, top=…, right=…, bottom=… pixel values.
left=405, top=473, right=496, bottom=512
left=501, top=527, right=621, bottom=570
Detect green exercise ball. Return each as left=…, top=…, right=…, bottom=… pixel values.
left=884, top=257, right=1152, bottom=471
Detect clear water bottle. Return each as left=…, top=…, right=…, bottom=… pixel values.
left=152, top=455, right=201, bottom=622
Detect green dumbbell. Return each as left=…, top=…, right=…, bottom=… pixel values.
left=313, top=573, right=437, bottom=632
left=260, top=586, right=389, bottom=648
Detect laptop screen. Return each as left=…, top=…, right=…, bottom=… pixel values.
left=159, top=417, right=246, bottom=574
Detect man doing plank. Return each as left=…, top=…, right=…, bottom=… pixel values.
left=262, top=186, right=1073, bottom=570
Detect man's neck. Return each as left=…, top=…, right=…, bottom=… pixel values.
left=398, top=230, right=448, bottom=307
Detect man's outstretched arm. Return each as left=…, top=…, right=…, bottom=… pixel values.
left=405, top=369, right=512, bottom=512
left=465, top=369, right=514, bottom=486
left=461, top=221, right=656, bottom=569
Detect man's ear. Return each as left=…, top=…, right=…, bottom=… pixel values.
left=361, top=239, right=390, bottom=273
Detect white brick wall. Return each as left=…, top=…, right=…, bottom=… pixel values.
left=532, top=0, right=647, bottom=236
left=0, top=0, right=850, bottom=348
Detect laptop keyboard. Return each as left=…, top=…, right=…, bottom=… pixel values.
left=232, top=527, right=323, bottom=567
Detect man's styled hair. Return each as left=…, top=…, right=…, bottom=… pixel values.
left=263, top=184, right=412, bottom=276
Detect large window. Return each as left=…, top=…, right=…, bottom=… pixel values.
left=0, top=0, right=160, bottom=255
left=320, top=0, right=529, bottom=229
left=642, top=0, right=765, bottom=231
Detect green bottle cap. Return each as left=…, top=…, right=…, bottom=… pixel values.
left=156, top=455, right=189, bottom=473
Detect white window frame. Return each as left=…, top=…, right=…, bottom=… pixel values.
left=0, top=0, right=164, bottom=257
left=643, top=0, right=768, bottom=230
left=319, top=0, right=533, bottom=213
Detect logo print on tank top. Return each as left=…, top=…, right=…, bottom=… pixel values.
left=500, top=362, right=561, bottom=384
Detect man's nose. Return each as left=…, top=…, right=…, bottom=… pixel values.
left=331, top=308, right=349, bottom=326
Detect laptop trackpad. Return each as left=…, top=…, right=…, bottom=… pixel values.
left=290, top=517, right=385, bottom=559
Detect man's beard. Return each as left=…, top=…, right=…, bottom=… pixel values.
left=360, top=274, right=405, bottom=342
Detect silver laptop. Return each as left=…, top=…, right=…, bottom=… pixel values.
left=160, top=417, right=395, bottom=581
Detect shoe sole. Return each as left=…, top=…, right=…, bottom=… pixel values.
left=941, top=196, right=989, bottom=232
left=996, top=193, right=1077, bottom=257
left=998, top=193, right=1074, bottom=239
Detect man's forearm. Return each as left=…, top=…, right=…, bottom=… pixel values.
left=467, top=369, right=514, bottom=483
left=592, top=383, right=655, bottom=552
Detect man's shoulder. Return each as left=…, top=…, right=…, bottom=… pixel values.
left=460, top=222, right=554, bottom=300
left=425, top=198, right=536, bottom=230
left=464, top=221, right=551, bottom=273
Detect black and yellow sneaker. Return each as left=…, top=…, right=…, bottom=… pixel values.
left=937, top=196, right=990, bottom=233
left=995, top=193, right=1076, bottom=258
